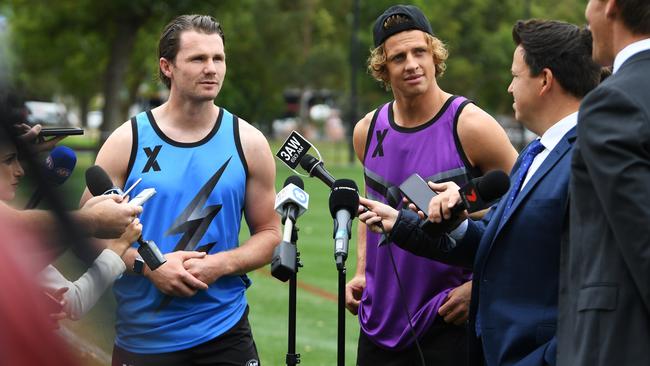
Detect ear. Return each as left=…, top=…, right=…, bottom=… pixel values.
left=159, top=57, right=173, bottom=79
left=539, top=68, right=553, bottom=96
left=605, top=0, right=618, bottom=19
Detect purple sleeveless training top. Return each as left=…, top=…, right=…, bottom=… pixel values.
left=361, top=96, right=477, bottom=350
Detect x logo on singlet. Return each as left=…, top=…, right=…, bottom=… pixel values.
left=142, top=145, right=162, bottom=173
left=372, top=129, right=388, bottom=158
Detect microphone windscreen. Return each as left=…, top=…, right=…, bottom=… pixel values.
left=85, top=165, right=115, bottom=196
left=329, top=179, right=359, bottom=217
left=476, top=170, right=510, bottom=202
left=284, top=175, right=304, bottom=190
left=299, top=154, right=319, bottom=173
left=43, top=146, right=76, bottom=186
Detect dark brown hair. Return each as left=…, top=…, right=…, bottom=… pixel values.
left=513, top=19, right=601, bottom=98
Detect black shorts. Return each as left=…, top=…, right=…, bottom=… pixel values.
left=356, top=316, right=467, bottom=366
left=112, top=307, right=260, bottom=366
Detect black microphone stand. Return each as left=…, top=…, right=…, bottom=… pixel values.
left=336, top=253, right=346, bottom=366
left=287, top=225, right=300, bottom=366
left=271, top=212, right=302, bottom=366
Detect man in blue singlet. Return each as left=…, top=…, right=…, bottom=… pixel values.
left=345, top=5, right=518, bottom=366
left=81, top=15, right=281, bottom=365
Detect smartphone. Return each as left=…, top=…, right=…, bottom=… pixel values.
left=40, top=127, right=84, bottom=136
left=398, top=173, right=437, bottom=216
left=129, top=188, right=156, bottom=206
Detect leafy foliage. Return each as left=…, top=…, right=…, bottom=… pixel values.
left=5, top=0, right=587, bottom=132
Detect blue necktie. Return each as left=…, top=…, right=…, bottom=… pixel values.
left=503, top=139, right=545, bottom=213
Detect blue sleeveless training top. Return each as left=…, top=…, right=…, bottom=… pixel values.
left=113, top=108, right=249, bottom=353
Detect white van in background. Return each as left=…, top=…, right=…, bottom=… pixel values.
left=25, top=101, right=69, bottom=126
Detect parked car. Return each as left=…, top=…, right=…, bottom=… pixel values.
left=25, top=101, right=69, bottom=126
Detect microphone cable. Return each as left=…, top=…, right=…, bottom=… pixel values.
left=378, top=223, right=426, bottom=366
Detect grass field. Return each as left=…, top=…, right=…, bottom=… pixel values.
left=37, top=139, right=366, bottom=365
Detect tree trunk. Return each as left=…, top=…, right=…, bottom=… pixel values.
left=100, top=20, right=140, bottom=143
left=78, top=94, right=90, bottom=128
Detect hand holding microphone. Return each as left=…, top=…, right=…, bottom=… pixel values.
left=423, top=181, right=464, bottom=223
left=411, top=170, right=510, bottom=240
left=358, top=197, right=399, bottom=233
left=361, top=171, right=510, bottom=245
left=425, top=170, right=510, bottom=224
left=84, top=165, right=165, bottom=270
left=83, top=165, right=143, bottom=238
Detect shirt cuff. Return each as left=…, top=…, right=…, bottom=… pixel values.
left=448, top=219, right=468, bottom=240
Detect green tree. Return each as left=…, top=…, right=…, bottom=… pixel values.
left=7, top=0, right=588, bottom=138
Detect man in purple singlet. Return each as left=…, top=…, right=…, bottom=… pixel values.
left=345, top=4, right=517, bottom=366
left=358, top=19, right=603, bottom=366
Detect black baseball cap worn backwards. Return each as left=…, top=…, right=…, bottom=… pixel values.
left=373, top=4, right=434, bottom=48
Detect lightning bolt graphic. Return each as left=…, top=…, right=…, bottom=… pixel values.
left=156, top=157, right=231, bottom=311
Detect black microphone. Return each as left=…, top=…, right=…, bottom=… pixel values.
left=25, top=146, right=77, bottom=209
left=85, top=165, right=124, bottom=196
left=84, top=165, right=166, bottom=270
left=299, top=153, right=335, bottom=188
left=299, top=153, right=384, bottom=233
left=417, top=170, right=511, bottom=240
left=329, top=179, right=359, bottom=269
left=272, top=176, right=310, bottom=282
left=451, top=170, right=510, bottom=214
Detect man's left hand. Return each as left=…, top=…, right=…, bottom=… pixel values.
left=184, top=253, right=225, bottom=285
left=438, top=280, right=472, bottom=325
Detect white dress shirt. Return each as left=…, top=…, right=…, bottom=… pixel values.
left=613, top=38, right=650, bottom=74
left=520, top=112, right=577, bottom=190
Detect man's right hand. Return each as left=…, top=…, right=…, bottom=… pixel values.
left=15, top=123, right=65, bottom=153
left=81, top=195, right=142, bottom=239
left=106, top=217, right=142, bottom=257
left=426, top=181, right=465, bottom=223
left=358, top=197, right=398, bottom=233
left=146, top=251, right=208, bottom=297
left=345, top=274, right=366, bottom=315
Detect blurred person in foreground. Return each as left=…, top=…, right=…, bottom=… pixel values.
left=558, top=0, right=650, bottom=365
left=1, top=92, right=144, bottom=323
left=0, top=94, right=80, bottom=366
left=1, top=117, right=142, bottom=323
left=81, top=14, right=281, bottom=365
left=346, top=4, right=517, bottom=365
left=359, top=20, right=601, bottom=366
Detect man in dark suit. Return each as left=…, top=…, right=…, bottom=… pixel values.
left=358, top=20, right=600, bottom=366
left=557, top=1, right=650, bottom=365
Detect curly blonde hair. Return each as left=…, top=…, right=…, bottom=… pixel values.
left=367, top=33, right=448, bottom=90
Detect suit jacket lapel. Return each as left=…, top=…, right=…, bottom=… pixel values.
left=496, top=127, right=577, bottom=235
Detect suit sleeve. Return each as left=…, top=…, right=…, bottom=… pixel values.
left=388, top=207, right=491, bottom=268
left=579, top=85, right=650, bottom=313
